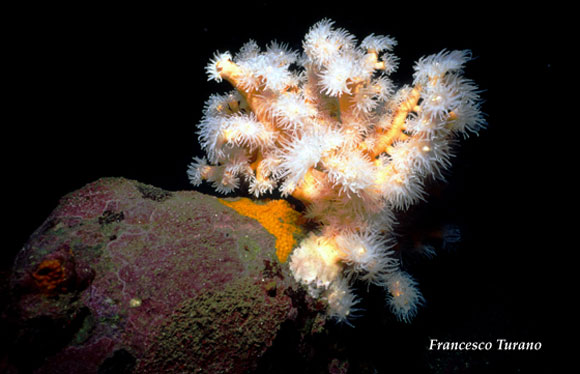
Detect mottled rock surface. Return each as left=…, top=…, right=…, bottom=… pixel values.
left=2, top=178, right=323, bottom=373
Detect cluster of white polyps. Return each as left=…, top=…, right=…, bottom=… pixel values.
left=188, top=19, right=485, bottom=323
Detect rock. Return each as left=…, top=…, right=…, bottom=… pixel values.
left=3, top=178, right=322, bottom=373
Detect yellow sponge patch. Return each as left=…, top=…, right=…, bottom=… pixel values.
left=219, top=198, right=302, bottom=262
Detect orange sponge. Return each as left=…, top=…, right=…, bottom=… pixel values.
left=32, top=259, right=66, bottom=293
left=219, top=198, right=302, bottom=262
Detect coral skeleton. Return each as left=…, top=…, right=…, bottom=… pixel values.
left=188, top=19, right=485, bottom=323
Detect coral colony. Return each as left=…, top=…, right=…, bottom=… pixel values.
left=188, top=19, right=485, bottom=323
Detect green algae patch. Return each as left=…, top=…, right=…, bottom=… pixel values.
left=139, top=277, right=290, bottom=373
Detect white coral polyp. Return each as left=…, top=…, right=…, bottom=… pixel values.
left=319, top=57, right=357, bottom=96
left=324, top=151, right=376, bottom=196
left=272, top=93, right=315, bottom=131
left=384, top=271, right=425, bottom=323
left=325, top=278, right=359, bottom=323
left=289, top=233, right=342, bottom=289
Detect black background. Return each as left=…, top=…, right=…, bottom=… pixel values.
left=4, top=2, right=561, bottom=372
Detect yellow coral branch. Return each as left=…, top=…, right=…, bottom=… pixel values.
left=214, top=58, right=271, bottom=125
left=368, top=86, right=422, bottom=158
left=250, top=152, right=263, bottom=175
left=365, top=50, right=386, bottom=70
